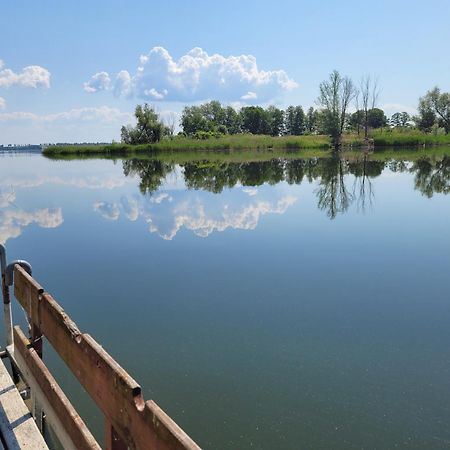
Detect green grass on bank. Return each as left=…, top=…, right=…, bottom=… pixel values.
left=42, top=131, right=450, bottom=159
left=372, top=129, right=450, bottom=147
left=43, top=134, right=331, bottom=157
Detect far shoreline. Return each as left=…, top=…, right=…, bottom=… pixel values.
left=42, top=131, right=450, bottom=158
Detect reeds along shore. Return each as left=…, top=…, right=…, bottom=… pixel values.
left=42, top=131, right=450, bottom=156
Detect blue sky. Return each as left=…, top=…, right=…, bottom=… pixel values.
left=1, top=0, right=449, bottom=144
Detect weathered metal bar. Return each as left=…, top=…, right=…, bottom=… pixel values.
left=12, top=327, right=101, bottom=450
left=14, top=264, right=201, bottom=450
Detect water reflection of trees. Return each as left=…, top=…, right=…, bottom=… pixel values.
left=411, top=156, right=450, bottom=198
left=123, top=160, right=174, bottom=194
left=122, top=154, right=450, bottom=217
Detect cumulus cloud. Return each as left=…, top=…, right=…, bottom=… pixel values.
left=83, top=71, right=111, bottom=93
left=114, top=70, right=132, bottom=98
left=85, top=46, right=298, bottom=102
left=0, top=207, right=63, bottom=244
left=93, top=201, right=120, bottom=221
left=0, top=97, right=5, bottom=109
left=0, top=61, right=50, bottom=88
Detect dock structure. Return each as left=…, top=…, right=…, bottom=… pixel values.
left=0, top=244, right=201, bottom=449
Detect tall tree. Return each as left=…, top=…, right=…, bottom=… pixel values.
left=240, top=106, right=271, bottom=134
left=285, top=106, right=296, bottom=135
left=360, top=75, right=380, bottom=139
left=419, top=87, right=450, bottom=133
left=367, top=108, right=387, bottom=129
left=305, top=107, right=318, bottom=133
left=390, top=112, right=410, bottom=128
left=318, top=70, right=355, bottom=148
left=267, top=106, right=285, bottom=136
left=121, top=104, right=166, bottom=144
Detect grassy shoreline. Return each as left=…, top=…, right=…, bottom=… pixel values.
left=42, top=131, right=450, bottom=157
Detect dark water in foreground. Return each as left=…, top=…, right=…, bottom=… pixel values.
left=1, top=151, right=450, bottom=449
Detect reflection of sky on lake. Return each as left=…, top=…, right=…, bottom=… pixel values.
left=0, top=154, right=131, bottom=244
left=94, top=187, right=297, bottom=240
left=0, top=154, right=300, bottom=244
left=2, top=152, right=450, bottom=449
left=0, top=186, right=63, bottom=244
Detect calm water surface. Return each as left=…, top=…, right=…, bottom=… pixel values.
left=1, top=151, right=450, bottom=449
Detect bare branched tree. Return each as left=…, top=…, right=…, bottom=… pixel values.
left=360, top=75, right=380, bottom=140
left=354, top=87, right=360, bottom=135
left=164, top=112, right=177, bottom=138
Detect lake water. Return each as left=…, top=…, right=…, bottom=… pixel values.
left=1, top=151, right=450, bottom=449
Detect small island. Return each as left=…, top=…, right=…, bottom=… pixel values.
left=43, top=72, right=450, bottom=158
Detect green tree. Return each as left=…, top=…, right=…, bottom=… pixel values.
left=390, top=112, right=410, bottom=128
left=240, top=106, right=271, bottom=134
left=181, top=105, right=213, bottom=136
left=224, top=106, right=241, bottom=134
left=419, top=87, right=450, bottom=133
left=305, top=107, right=319, bottom=133
left=121, top=104, right=166, bottom=144
left=267, top=106, right=285, bottom=136
left=318, top=70, right=355, bottom=148
left=416, top=102, right=436, bottom=133
left=349, top=110, right=364, bottom=133
left=285, top=106, right=305, bottom=135
left=367, top=108, right=387, bottom=129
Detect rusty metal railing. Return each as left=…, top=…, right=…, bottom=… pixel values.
left=0, top=244, right=201, bottom=450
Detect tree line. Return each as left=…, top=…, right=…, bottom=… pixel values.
left=120, top=72, right=450, bottom=147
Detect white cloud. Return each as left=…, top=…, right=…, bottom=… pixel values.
left=0, top=207, right=63, bottom=244
left=83, top=71, right=111, bottom=93
left=114, top=70, right=132, bottom=98
left=242, top=187, right=258, bottom=196
left=0, top=189, right=16, bottom=208
left=241, top=91, right=257, bottom=101
left=0, top=97, right=5, bottom=110
left=93, top=201, right=120, bottom=221
left=0, top=106, right=134, bottom=144
left=150, top=192, right=171, bottom=204
left=0, top=106, right=133, bottom=124
left=144, top=88, right=167, bottom=100
left=88, top=46, right=298, bottom=102
left=0, top=61, right=50, bottom=88
left=120, top=196, right=139, bottom=221
left=382, top=103, right=417, bottom=116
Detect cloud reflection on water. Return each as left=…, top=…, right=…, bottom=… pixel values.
left=94, top=187, right=297, bottom=240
